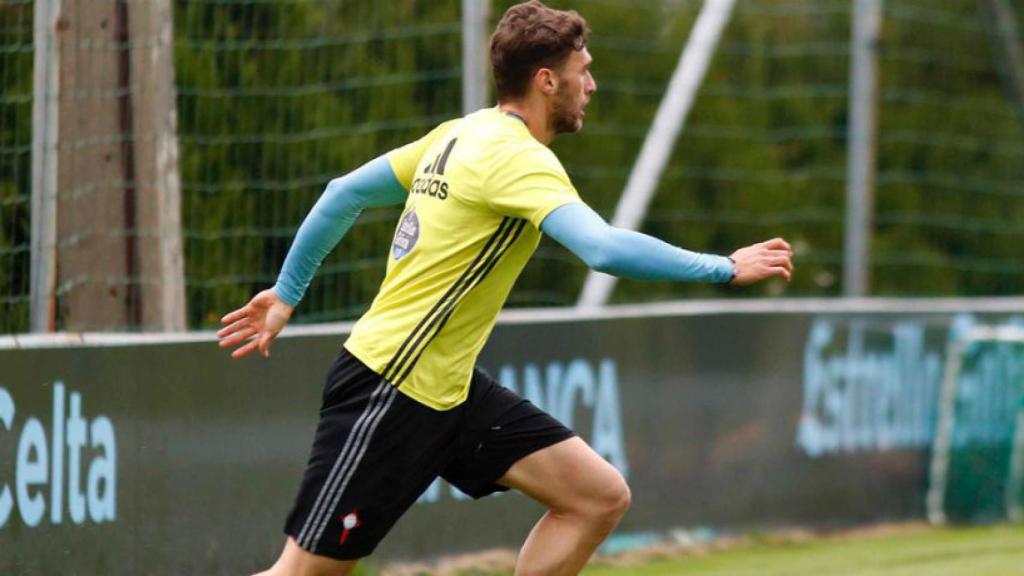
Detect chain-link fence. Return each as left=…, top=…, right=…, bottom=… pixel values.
left=176, top=1, right=462, bottom=326
left=1, top=0, right=1023, bottom=334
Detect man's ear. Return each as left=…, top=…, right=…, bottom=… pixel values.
left=533, top=67, right=559, bottom=95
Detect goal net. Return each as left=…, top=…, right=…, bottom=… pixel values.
left=927, top=324, right=1024, bottom=525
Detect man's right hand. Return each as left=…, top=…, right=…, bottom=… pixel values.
left=217, top=289, right=295, bottom=359
left=728, top=237, right=794, bottom=286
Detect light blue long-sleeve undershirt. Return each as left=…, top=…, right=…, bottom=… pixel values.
left=539, top=203, right=735, bottom=283
left=273, top=159, right=734, bottom=307
left=273, top=156, right=405, bottom=306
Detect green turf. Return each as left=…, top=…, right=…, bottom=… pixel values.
left=581, top=525, right=1024, bottom=576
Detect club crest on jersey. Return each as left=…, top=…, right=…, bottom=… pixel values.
left=392, top=208, right=419, bottom=260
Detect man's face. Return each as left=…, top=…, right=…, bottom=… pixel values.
left=550, top=47, right=597, bottom=135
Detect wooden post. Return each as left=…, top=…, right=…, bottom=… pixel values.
left=128, top=0, right=186, bottom=331
left=41, top=0, right=185, bottom=332
left=55, top=0, right=133, bottom=330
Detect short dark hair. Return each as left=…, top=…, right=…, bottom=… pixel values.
left=490, top=1, right=590, bottom=101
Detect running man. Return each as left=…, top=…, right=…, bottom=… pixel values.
left=218, top=2, right=793, bottom=574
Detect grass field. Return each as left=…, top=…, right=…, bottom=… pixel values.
left=381, top=523, right=1024, bottom=575
left=580, top=524, right=1024, bottom=576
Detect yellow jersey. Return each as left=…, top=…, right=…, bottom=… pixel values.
left=344, top=107, right=581, bottom=410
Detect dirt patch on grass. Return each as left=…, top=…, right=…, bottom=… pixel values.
left=379, top=521, right=935, bottom=575
left=380, top=549, right=518, bottom=576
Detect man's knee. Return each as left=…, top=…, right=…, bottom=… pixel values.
left=600, top=473, right=631, bottom=520
left=575, top=470, right=631, bottom=524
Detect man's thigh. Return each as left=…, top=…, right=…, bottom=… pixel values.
left=440, top=367, right=575, bottom=499
left=497, top=436, right=628, bottom=513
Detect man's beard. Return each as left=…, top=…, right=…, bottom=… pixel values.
left=550, top=89, right=583, bottom=135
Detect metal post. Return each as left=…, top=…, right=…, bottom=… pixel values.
left=578, top=0, right=736, bottom=308
left=978, top=0, right=1024, bottom=136
left=30, top=0, right=62, bottom=333
left=462, top=0, right=491, bottom=114
left=1008, top=408, right=1024, bottom=522
left=926, top=335, right=965, bottom=525
left=843, top=0, right=882, bottom=297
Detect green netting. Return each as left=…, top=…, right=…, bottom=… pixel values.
left=2, top=0, right=1024, bottom=333
left=175, top=1, right=463, bottom=327
left=0, top=0, right=32, bottom=333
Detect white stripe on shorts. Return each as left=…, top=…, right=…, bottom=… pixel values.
left=306, top=383, right=399, bottom=550
left=296, top=379, right=391, bottom=548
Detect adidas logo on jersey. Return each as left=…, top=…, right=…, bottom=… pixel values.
left=409, top=137, right=458, bottom=201
left=409, top=176, right=449, bottom=200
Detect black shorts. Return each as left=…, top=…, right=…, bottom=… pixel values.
left=283, top=348, right=575, bottom=560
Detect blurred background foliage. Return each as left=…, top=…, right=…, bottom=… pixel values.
left=1, top=0, right=1023, bottom=332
